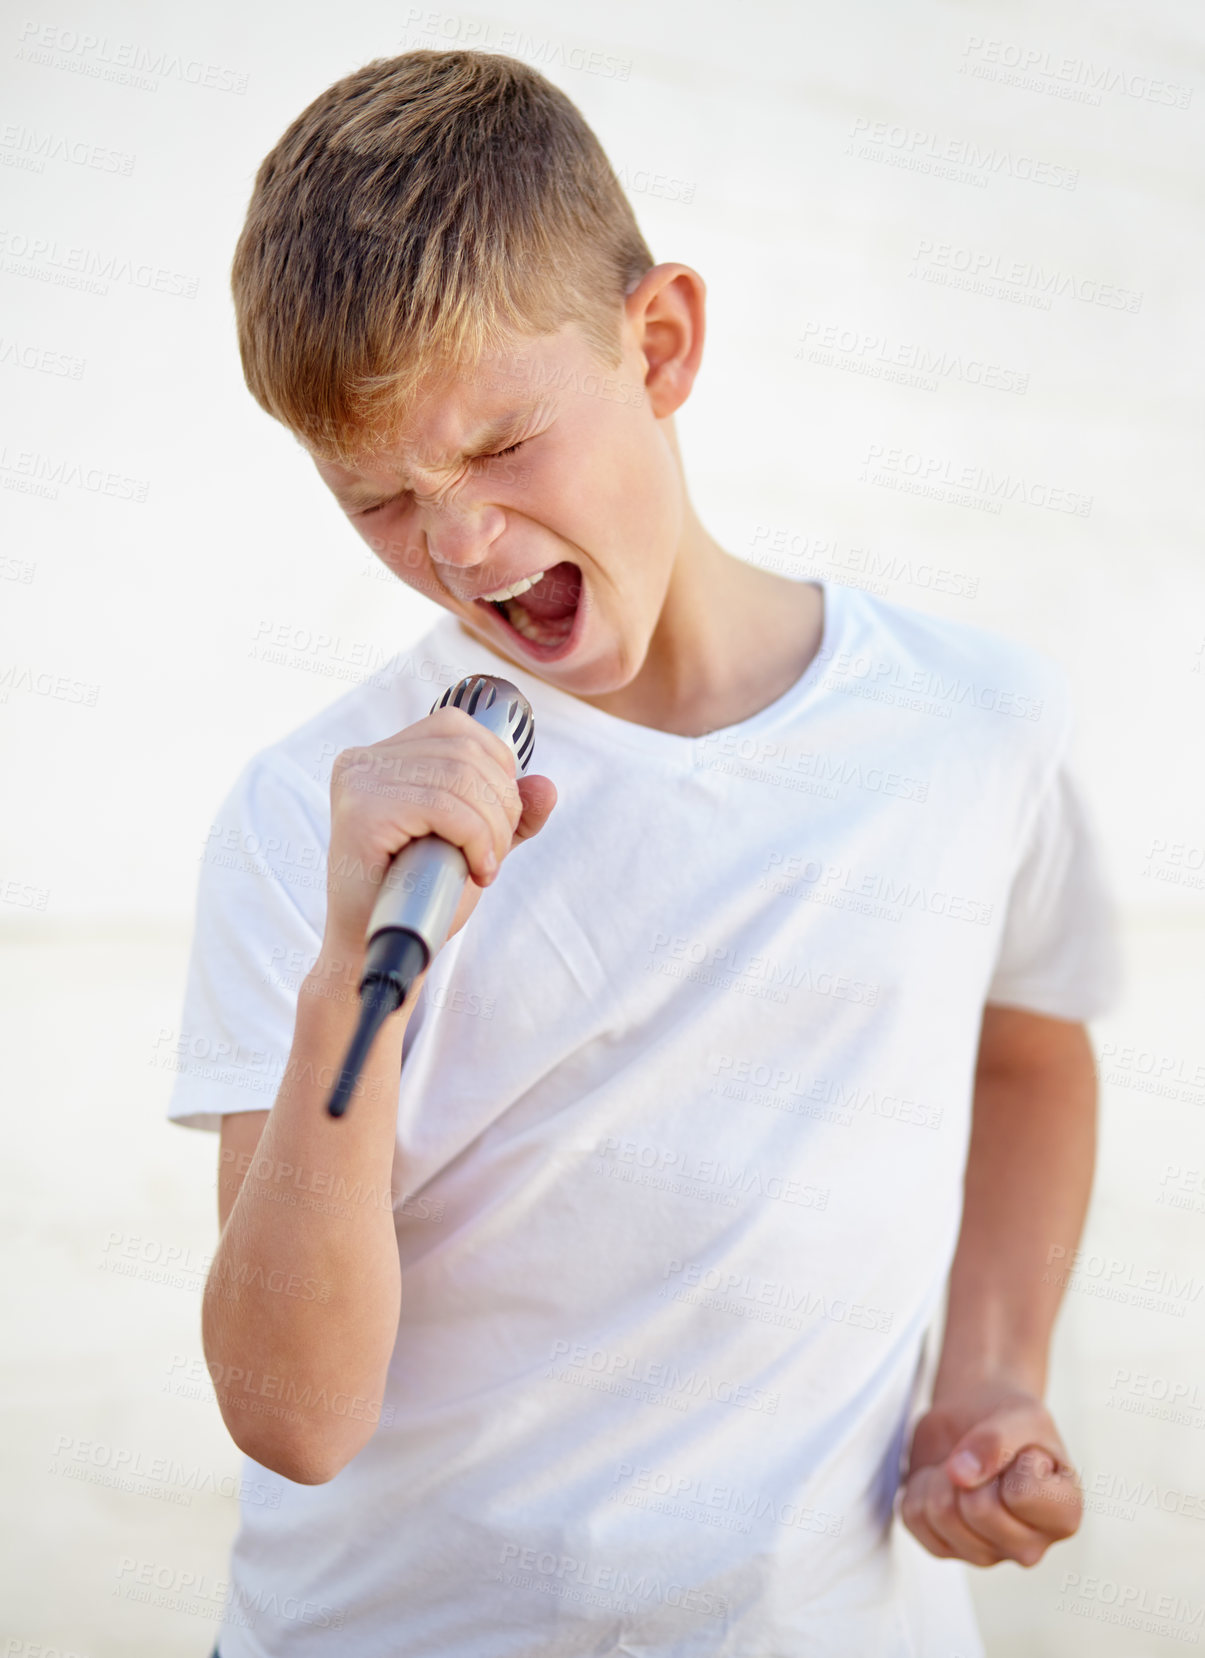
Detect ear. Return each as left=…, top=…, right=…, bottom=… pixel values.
left=623, top=263, right=706, bottom=420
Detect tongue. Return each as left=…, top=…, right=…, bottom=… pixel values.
left=510, top=561, right=580, bottom=621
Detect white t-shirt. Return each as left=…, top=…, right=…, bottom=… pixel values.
left=167, top=581, right=1121, bottom=1657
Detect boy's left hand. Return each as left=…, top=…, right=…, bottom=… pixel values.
left=898, top=1379, right=1082, bottom=1567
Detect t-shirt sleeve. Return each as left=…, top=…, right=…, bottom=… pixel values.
left=984, top=757, right=1123, bottom=1023
left=164, top=752, right=329, bottom=1132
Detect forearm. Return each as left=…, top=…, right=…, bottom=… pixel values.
left=934, top=1010, right=1097, bottom=1401
left=202, top=950, right=419, bottom=1482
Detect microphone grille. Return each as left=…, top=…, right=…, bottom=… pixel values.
left=431, top=674, right=536, bottom=774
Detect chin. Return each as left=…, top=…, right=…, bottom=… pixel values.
left=541, top=634, right=650, bottom=698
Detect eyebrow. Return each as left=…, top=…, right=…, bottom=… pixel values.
left=338, top=402, right=543, bottom=511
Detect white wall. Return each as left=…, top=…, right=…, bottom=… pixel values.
left=2, top=1, right=1203, bottom=1653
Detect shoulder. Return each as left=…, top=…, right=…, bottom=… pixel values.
left=825, top=583, right=1073, bottom=753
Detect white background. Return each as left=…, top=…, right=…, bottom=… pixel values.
left=2, top=1, right=1203, bottom=1652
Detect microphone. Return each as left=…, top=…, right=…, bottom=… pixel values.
left=325, top=673, right=536, bottom=1118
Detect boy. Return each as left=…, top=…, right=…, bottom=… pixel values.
left=169, top=49, right=1120, bottom=1657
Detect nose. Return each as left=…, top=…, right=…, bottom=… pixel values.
left=420, top=497, right=507, bottom=573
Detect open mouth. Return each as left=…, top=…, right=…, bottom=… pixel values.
left=473, top=560, right=584, bottom=660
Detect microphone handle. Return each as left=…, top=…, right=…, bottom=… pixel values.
left=367, top=834, right=469, bottom=963
left=326, top=838, right=470, bottom=1118
left=355, top=834, right=468, bottom=1004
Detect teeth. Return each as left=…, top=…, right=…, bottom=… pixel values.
left=479, top=570, right=545, bottom=603
left=505, top=602, right=574, bottom=646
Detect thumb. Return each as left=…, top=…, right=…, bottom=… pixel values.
left=511, top=773, right=557, bottom=846
left=945, top=1406, right=1059, bottom=1492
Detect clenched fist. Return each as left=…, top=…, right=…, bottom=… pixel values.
left=322, top=704, right=557, bottom=969
left=899, top=1378, right=1082, bottom=1568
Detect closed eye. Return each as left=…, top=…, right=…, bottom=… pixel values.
left=353, top=438, right=528, bottom=515
left=476, top=440, right=526, bottom=462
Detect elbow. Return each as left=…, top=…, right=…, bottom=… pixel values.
left=259, top=1444, right=346, bottom=1487
left=224, top=1418, right=370, bottom=1486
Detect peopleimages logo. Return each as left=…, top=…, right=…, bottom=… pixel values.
left=759, top=850, right=993, bottom=927
left=797, top=321, right=1028, bottom=397
left=1108, top=1366, right=1205, bottom=1429
left=960, top=35, right=1193, bottom=111
left=662, top=1258, right=894, bottom=1335
left=0, top=122, right=136, bottom=174
left=646, top=931, right=879, bottom=1006
left=860, top=443, right=1091, bottom=517
left=612, top=1460, right=843, bottom=1538
left=492, top=1540, right=728, bottom=1621
left=707, top=1053, right=944, bottom=1131
left=592, top=1133, right=831, bottom=1211
left=0, top=443, right=148, bottom=501
left=48, top=1434, right=281, bottom=1506
left=1056, top=1571, right=1205, bottom=1641
left=693, top=723, right=932, bottom=804
left=910, top=238, right=1143, bottom=313
left=815, top=643, right=1044, bottom=722
left=1043, top=1244, right=1204, bottom=1318
left=114, top=1556, right=345, bottom=1628
left=848, top=115, right=1078, bottom=190
left=397, top=9, right=632, bottom=80
left=546, top=1338, right=781, bottom=1415
left=15, top=21, right=249, bottom=93
left=0, top=228, right=199, bottom=298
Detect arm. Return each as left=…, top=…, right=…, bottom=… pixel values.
left=201, top=706, right=556, bottom=1485
left=900, top=1002, right=1097, bottom=1566
left=938, top=1002, right=1096, bottom=1399
left=202, top=954, right=424, bottom=1486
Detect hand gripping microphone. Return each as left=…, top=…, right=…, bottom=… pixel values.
left=325, top=674, right=536, bottom=1118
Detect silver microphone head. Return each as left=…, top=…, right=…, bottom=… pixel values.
left=430, top=674, right=536, bottom=774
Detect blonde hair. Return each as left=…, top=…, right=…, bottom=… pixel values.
left=230, top=50, right=655, bottom=465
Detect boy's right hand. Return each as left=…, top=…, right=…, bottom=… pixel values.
left=321, top=705, right=557, bottom=967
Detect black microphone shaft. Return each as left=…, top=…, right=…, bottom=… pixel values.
left=325, top=930, right=429, bottom=1118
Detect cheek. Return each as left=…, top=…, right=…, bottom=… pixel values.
left=557, top=416, right=663, bottom=541
left=358, top=518, right=438, bottom=596
left=360, top=516, right=411, bottom=567
left=597, top=434, right=681, bottom=588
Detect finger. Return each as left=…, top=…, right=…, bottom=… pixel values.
left=363, top=736, right=523, bottom=828
left=511, top=775, right=558, bottom=845
left=899, top=1475, right=956, bottom=1560
left=330, top=783, right=497, bottom=892
left=945, top=1405, right=1066, bottom=1491
left=415, top=757, right=548, bottom=859
left=424, top=704, right=522, bottom=780
left=396, top=782, right=509, bottom=887
left=999, top=1449, right=1082, bottom=1540
left=911, top=1465, right=1004, bottom=1568
left=409, top=747, right=524, bottom=838
left=351, top=744, right=523, bottom=876
left=956, top=1476, right=1055, bottom=1566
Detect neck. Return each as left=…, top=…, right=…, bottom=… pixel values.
left=579, top=500, right=824, bottom=737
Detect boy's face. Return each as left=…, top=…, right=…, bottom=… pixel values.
left=307, top=297, right=691, bottom=699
